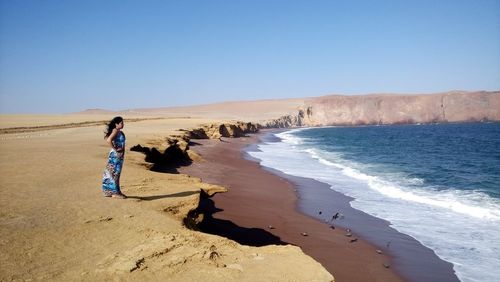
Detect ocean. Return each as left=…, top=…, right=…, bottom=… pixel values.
left=248, top=123, right=500, bottom=282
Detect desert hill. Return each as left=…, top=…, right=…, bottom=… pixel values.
left=123, top=90, right=500, bottom=127
left=300, top=90, right=500, bottom=126
left=2, top=91, right=497, bottom=130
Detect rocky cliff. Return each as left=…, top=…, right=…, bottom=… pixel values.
left=265, top=91, right=500, bottom=127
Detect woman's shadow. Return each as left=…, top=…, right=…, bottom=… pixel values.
left=126, top=191, right=199, bottom=201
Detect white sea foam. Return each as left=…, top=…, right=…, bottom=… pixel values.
left=307, top=148, right=500, bottom=220
left=249, top=130, right=500, bottom=282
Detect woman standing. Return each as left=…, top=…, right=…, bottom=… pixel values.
left=102, top=116, right=127, bottom=199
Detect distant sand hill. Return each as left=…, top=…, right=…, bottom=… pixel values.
left=119, top=98, right=306, bottom=121
left=1, top=91, right=497, bottom=131
left=111, top=90, right=500, bottom=127
left=300, top=90, right=500, bottom=126
left=258, top=91, right=499, bottom=127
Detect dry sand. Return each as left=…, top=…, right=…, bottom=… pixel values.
left=0, top=116, right=332, bottom=281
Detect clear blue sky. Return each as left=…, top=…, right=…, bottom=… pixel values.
left=1, top=0, right=499, bottom=113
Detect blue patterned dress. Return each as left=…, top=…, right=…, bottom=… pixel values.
left=102, top=131, right=126, bottom=196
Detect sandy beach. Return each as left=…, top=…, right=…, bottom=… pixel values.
left=179, top=133, right=404, bottom=282
left=0, top=116, right=333, bottom=281
left=0, top=110, right=462, bottom=281
left=180, top=129, right=460, bottom=282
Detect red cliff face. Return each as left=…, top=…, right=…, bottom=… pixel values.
left=300, top=91, right=500, bottom=126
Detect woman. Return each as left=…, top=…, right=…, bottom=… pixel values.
left=102, top=116, right=127, bottom=199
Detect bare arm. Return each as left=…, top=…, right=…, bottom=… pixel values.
left=106, top=129, right=122, bottom=151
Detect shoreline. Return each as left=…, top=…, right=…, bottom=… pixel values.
left=181, top=129, right=459, bottom=281
left=250, top=130, right=459, bottom=282
left=181, top=131, right=403, bottom=281
left=281, top=173, right=459, bottom=281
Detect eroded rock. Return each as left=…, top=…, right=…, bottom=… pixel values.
left=185, top=121, right=260, bottom=140
left=264, top=91, right=500, bottom=128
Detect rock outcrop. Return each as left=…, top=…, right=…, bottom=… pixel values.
left=130, top=137, right=194, bottom=172
left=131, top=121, right=261, bottom=171
left=264, top=91, right=500, bottom=127
left=264, top=109, right=306, bottom=128
left=182, top=121, right=260, bottom=139
left=130, top=120, right=267, bottom=231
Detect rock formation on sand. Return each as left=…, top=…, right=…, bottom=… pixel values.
left=265, top=91, right=500, bottom=127
left=130, top=121, right=263, bottom=224
left=181, top=121, right=260, bottom=139
left=130, top=137, right=195, bottom=171
left=131, top=121, right=261, bottom=171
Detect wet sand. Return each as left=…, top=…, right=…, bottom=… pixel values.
left=181, top=131, right=459, bottom=282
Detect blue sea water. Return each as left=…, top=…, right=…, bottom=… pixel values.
left=248, top=123, right=500, bottom=282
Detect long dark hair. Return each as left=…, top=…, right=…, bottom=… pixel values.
left=104, top=116, right=123, bottom=138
